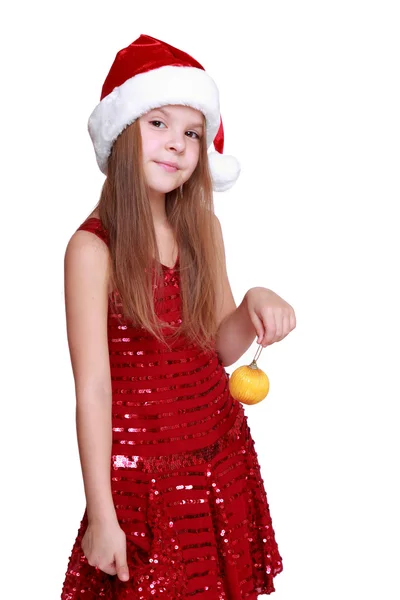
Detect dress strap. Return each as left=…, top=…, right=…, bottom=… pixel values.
left=76, top=217, right=109, bottom=246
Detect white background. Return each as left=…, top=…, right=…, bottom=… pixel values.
left=2, top=1, right=399, bottom=599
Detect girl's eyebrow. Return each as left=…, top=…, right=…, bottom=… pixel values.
left=150, top=107, right=204, bottom=129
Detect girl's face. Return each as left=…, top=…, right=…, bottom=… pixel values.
left=139, top=104, right=204, bottom=195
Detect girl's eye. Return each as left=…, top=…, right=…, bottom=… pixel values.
left=150, top=121, right=200, bottom=140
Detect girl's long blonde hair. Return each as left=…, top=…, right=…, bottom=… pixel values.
left=95, top=117, right=223, bottom=354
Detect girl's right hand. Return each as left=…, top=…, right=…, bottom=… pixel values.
left=81, top=519, right=130, bottom=581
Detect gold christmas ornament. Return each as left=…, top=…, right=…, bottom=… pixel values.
left=228, top=344, right=270, bottom=405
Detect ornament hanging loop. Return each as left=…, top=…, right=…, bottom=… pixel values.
left=253, top=344, right=263, bottom=363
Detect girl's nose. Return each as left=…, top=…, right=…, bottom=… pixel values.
left=166, top=132, right=185, bottom=153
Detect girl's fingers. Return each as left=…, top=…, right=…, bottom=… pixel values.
left=289, top=308, right=296, bottom=330
left=250, top=305, right=296, bottom=347
left=261, top=307, right=277, bottom=346
left=100, top=563, right=117, bottom=576
left=249, top=310, right=264, bottom=343
left=278, top=313, right=290, bottom=341
left=115, top=549, right=130, bottom=581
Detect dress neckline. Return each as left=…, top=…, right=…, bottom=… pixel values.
left=83, top=217, right=179, bottom=271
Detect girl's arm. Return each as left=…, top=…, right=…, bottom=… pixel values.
left=215, top=293, right=256, bottom=367
left=64, top=230, right=117, bottom=525
left=213, top=215, right=257, bottom=367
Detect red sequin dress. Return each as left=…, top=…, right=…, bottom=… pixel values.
left=61, top=217, right=283, bottom=600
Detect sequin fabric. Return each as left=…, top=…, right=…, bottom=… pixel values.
left=61, top=218, right=283, bottom=599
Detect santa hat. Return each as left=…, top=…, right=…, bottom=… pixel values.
left=88, top=34, right=240, bottom=192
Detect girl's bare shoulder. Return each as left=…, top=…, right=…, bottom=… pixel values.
left=65, top=211, right=111, bottom=289
left=86, top=209, right=100, bottom=219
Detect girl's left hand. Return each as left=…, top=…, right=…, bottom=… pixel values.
left=245, top=287, right=296, bottom=347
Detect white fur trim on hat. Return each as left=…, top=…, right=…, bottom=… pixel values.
left=88, top=65, right=221, bottom=175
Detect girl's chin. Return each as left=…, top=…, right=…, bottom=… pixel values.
left=147, top=183, right=181, bottom=195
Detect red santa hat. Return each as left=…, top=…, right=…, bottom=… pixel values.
left=88, top=34, right=240, bottom=192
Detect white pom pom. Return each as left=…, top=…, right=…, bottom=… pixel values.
left=208, top=151, right=241, bottom=192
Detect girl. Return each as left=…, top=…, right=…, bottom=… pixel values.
left=61, top=34, right=295, bottom=600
